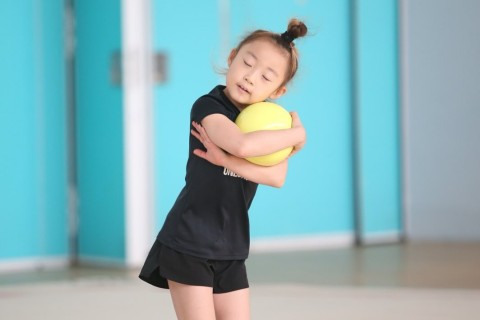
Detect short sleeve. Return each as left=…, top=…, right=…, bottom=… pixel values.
left=190, top=96, right=232, bottom=123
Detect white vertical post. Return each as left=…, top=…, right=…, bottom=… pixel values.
left=121, top=0, right=155, bottom=267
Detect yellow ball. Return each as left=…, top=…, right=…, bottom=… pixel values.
left=235, top=101, right=293, bottom=166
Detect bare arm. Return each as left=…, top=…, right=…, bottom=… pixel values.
left=201, top=111, right=306, bottom=159
left=191, top=122, right=288, bottom=188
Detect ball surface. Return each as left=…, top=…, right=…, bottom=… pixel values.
left=235, top=101, right=293, bottom=166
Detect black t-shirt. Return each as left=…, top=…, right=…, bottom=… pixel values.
left=157, top=85, right=259, bottom=260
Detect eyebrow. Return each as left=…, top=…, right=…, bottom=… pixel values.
left=245, top=51, right=279, bottom=77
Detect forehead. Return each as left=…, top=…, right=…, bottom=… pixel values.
left=238, top=39, right=289, bottom=71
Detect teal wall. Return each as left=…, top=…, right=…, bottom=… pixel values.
left=0, top=0, right=401, bottom=267
left=0, top=0, right=126, bottom=265
left=0, top=0, right=68, bottom=260
left=355, top=0, right=402, bottom=237
left=75, top=0, right=125, bottom=261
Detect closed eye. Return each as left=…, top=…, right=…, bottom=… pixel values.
left=243, top=60, right=252, bottom=67
left=262, top=75, right=271, bottom=82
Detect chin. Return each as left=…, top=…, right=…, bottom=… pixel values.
left=230, top=94, right=250, bottom=105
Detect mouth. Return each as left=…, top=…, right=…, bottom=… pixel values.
left=237, top=84, right=250, bottom=94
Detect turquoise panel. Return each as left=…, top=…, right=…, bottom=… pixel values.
left=356, top=0, right=402, bottom=235
left=0, top=0, right=68, bottom=259
left=75, top=0, right=125, bottom=260
left=0, top=1, right=38, bottom=258
left=152, top=0, right=221, bottom=232
left=0, top=1, right=67, bottom=259
left=34, top=0, right=69, bottom=257
left=230, top=0, right=355, bottom=238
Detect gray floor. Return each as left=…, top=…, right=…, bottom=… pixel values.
left=1, top=242, right=480, bottom=319
left=248, top=241, right=480, bottom=289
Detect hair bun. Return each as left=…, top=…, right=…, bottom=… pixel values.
left=287, top=18, right=308, bottom=40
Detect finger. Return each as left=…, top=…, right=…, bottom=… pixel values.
left=197, top=124, right=209, bottom=138
left=198, top=127, right=211, bottom=143
left=192, top=121, right=207, bottom=136
left=191, top=129, right=204, bottom=143
left=193, top=149, right=207, bottom=159
left=192, top=121, right=205, bottom=135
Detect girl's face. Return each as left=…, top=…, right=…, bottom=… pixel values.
left=224, top=39, right=289, bottom=110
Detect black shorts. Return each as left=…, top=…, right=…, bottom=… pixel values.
left=139, top=241, right=249, bottom=294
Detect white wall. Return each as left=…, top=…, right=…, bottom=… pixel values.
left=402, top=0, right=480, bottom=240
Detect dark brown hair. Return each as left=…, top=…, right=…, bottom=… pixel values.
left=234, top=18, right=308, bottom=86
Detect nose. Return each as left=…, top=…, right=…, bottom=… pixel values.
left=244, top=74, right=253, bottom=85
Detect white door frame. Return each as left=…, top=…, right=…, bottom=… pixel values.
left=121, top=0, right=155, bottom=267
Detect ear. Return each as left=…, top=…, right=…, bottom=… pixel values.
left=269, top=86, right=287, bottom=99
left=227, top=49, right=237, bottom=66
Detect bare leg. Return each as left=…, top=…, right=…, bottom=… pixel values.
left=213, top=288, right=250, bottom=320
left=168, top=280, right=216, bottom=320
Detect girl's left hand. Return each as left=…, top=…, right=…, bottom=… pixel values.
left=191, top=121, right=228, bottom=167
left=289, top=111, right=306, bottom=157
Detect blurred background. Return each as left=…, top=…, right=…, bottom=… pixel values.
left=0, top=0, right=479, bottom=278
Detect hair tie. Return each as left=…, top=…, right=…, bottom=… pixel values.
left=280, top=31, right=294, bottom=45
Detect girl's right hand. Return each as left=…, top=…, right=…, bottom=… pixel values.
left=191, top=121, right=229, bottom=167
left=290, top=111, right=306, bottom=157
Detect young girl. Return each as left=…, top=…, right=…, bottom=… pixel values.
left=140, top=18, right=308, bottom=320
